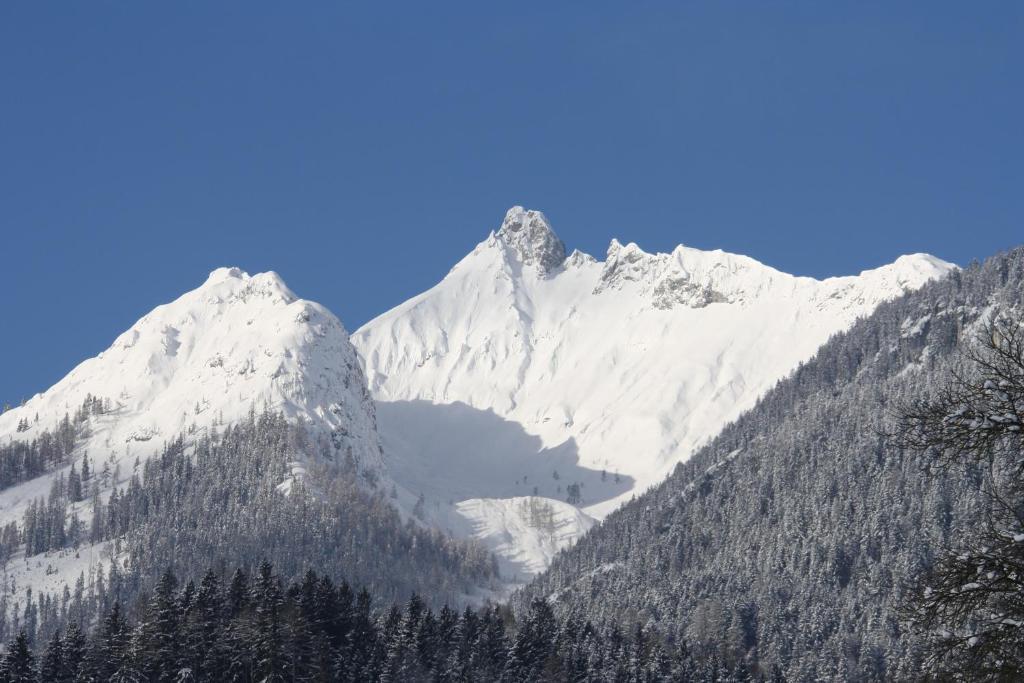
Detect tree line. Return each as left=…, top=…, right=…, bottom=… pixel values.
left=0, top=559, right=744, bottom=682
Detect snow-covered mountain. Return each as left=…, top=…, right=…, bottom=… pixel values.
left=0, top=214, right=958, bottom=595
left=1, top=266, right=381, bottom=476
left=0, top=267, right=384, bottom=597
left=354, top=207, right=956, bottom=578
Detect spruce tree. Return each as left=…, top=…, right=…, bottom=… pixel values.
left=94, top=601, right=129, bottom=680
left=337, top=587, right=375, bottom=682
left=226, top=568, right=249, bottom=619
left=141, top=568, right=182, bottom=681
left=61, top=621, right=86, bottom=682
left=252, top=560, right=287, bottom=682
left=2, top=632, right=36, bottom=683
left=182, top=569, right=223, bottom=680
left=38, top=631, right=65, bottom=683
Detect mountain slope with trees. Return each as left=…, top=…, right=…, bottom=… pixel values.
left=0, top=411, right=499, bottom=662
left=519, top=247, right=1024, bottom=680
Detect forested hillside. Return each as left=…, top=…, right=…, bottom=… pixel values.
left=0, top=412, right=498, bottom=654
left=520, top=248, right=1024, bottom=680
left=0, top=560, right=687, bottom=682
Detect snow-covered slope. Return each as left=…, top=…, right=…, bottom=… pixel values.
left=0, top=267, right=383, bottom=598
left=354, top=207, right=956, bottom=576
left=453, top=497, right=595, bottom=581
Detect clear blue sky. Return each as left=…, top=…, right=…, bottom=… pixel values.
left=2, top=2, right=1022, bottom=404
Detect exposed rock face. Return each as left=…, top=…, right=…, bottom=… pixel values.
left=496, top=206, right=566, bottom=274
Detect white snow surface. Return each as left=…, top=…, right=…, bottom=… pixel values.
left=452, top=497, right=595, bottom=582
left=354, top=206, right=956, bottom=572
left=373, top=398, right=607, bottom=586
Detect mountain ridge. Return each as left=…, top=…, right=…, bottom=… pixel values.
left=353, top=207, right=956, bottom=579
left=0, top=209, right=960, bottom=589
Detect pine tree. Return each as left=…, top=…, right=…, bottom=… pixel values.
left=308, top=574, right=343, bottom=681
left=141, top=568, right=183, bottom=681
left=38, top=631, right=65, bottom=683
left=434, top=603, right=459, bottom=678
left=503, top=599, right=560, bottom=682
left=318, top=575, right=349, bottom=653
left=182, top=569, right=223, bottom=680
left=415, top=606, right=439, bottom=675
left=381, top=594, right=426, bottom=682
left=94, top=601, right=129, bottom=680
left=252, top=560, right=287, bottom=682
left=226, top=568, right=249, bottom=619
left=61, top=621, right=86, bottom=682
left=475, top=606, right=508, bottom=681
left=337, top=587, right=375, bottom=682
left=2, top=631, right=36, bottom=683
left=371, top=606, right=402, bottom=683
left=284, top=576, right=314, bottom=681
left=67, top=464, right=82, bottom=503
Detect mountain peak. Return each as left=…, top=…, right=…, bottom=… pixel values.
left=205, top=266, right=246, bottom=283
left=884, top=253, right=957, bottom=280
left=2, top=266, right=383, bottom=479
left=496, top=206, right=566, bottom=274
left=197, top=267, right=298, bottom=306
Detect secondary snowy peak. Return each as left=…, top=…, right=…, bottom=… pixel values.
left=838, top=253, right=957, bottom=300
left=496, top=206, right=566, bottom=274
left=597, top=239, right=742, bottom=308
left=0, top=267, right=383, bottom=476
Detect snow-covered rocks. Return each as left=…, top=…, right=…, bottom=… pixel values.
left=496, top=206, right=566, bottom=275
left=598, top=239, right=735, bottom=308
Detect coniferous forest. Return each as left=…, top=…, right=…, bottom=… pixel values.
left=0, top=559, right=710, bottom=682
left=521, top=248, right=1024, bottom=680
left=0, top=412, right=499, bottom=676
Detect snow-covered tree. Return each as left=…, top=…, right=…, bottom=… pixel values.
left=897, top=316, right=1024, bottom=678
